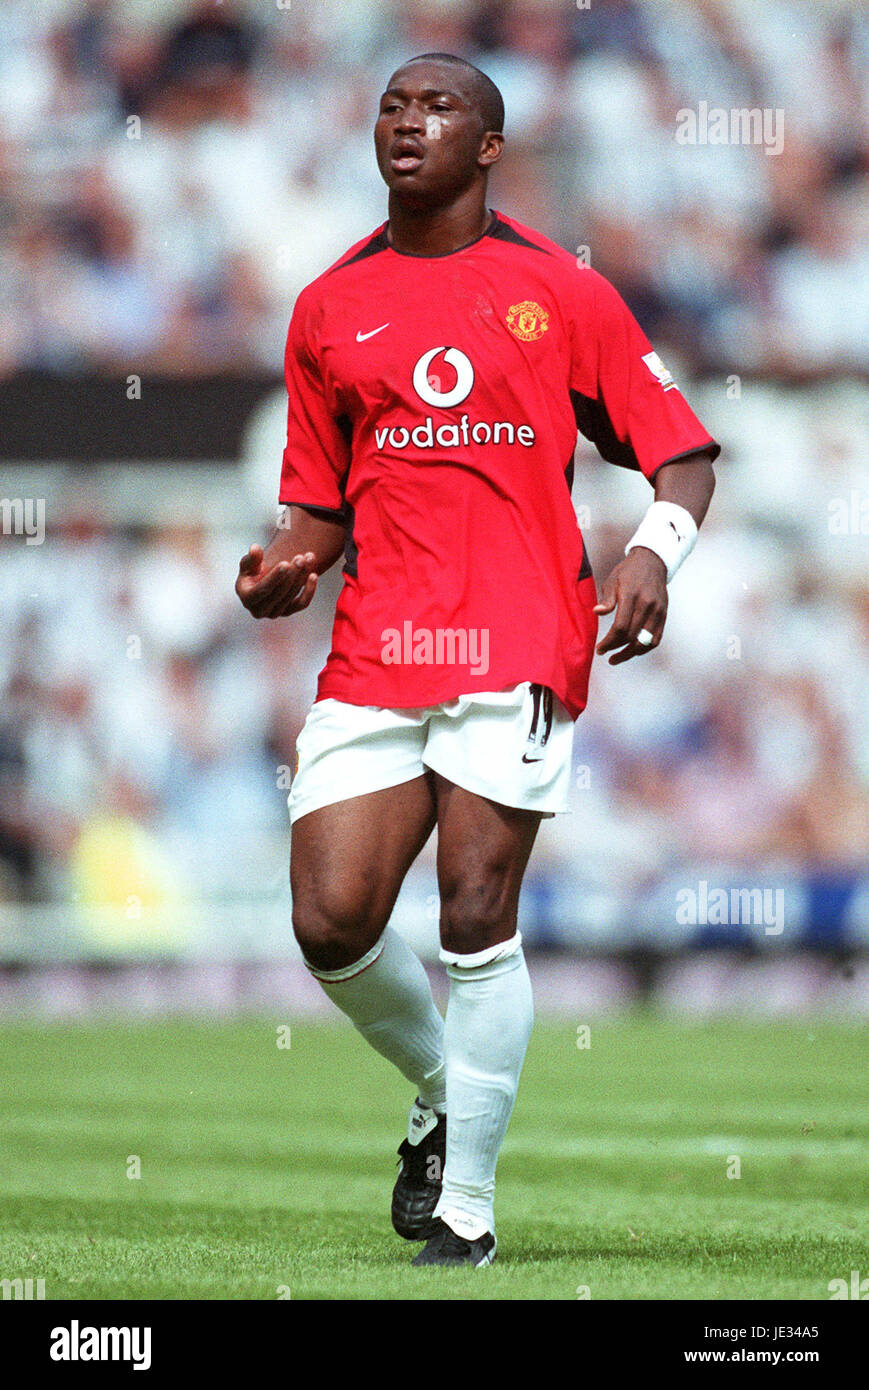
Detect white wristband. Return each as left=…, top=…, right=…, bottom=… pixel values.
left=625, top=501, right=698, bottom=582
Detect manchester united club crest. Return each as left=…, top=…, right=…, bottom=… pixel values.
left=506, top=300, right=550, bottom=342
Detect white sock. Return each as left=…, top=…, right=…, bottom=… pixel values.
left=305, top=926, right=446, bottom=1112
left=434, top=933, right=533, bottom=1239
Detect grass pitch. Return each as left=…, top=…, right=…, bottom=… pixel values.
left=0, top=1014, right=866, bottom=1300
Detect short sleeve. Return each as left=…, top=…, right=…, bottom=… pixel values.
left=278, top=294, right=352, bottom=512
left=569, top=269, right=720, bottom=480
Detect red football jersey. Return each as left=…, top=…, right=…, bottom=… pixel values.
left=279, top=211, right=719, bottom=719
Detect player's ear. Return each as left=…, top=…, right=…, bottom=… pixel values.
left=478, top=131, right=504, bottom=170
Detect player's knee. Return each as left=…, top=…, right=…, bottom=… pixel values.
left=439, top=879, right=515, bottom=955
left=292, top=892, right=378, bottom=971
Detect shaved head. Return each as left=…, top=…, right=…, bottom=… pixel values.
left=401, top=52, right=505, bottom=134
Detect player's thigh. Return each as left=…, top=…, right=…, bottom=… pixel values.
left=433, top=773, right=542, bottom=956
left=291, top=775, right=437, bottom=965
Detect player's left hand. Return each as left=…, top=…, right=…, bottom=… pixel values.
left=593, top=548, right=668, bottom=665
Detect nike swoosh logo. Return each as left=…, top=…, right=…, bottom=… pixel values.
left=356, top=323, right=390, bottom=342
left=522, top=754, right=543, bottom=764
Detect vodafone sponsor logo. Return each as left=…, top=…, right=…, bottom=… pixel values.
left=374, top=415, right=535, bottom=451
left=413, top=346, right=474, bottom=407
left=373, top=346, right=536, bottom=453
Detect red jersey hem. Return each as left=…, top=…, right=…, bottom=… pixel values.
left=313, top=670, right=589, bottom=722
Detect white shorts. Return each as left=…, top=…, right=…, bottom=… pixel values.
left=288, top=682, right=574, bottom=824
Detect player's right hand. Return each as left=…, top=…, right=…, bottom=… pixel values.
left=235, top=544, right=318, bottom=618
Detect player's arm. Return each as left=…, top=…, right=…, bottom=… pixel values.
left=241, top=283, right=353, bottom=620
left=594, top=450, right=715, bottom=665
left=235, top=505, right=346, bottom=620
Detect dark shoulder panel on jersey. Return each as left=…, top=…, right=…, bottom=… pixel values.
left=325, top=225, right=390, bottom=276
left=485, top=215, right=555, bottom=256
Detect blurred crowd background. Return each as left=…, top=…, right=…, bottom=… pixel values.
left=0, top=0, right=867, bottom=982
left=1, top=0, right=866, bottom=376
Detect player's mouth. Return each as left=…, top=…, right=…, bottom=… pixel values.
left=390, top=138, right=425, bottom=173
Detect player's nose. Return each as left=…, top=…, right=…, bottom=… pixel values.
left=394, top=102, right=425, bottom=133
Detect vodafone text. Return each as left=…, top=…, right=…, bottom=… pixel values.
left=374, top=414, right=535, bottom=452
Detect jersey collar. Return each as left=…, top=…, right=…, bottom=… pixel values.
left=379, top=210, right=499, bottom=259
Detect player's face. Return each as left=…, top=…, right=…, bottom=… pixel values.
left=374, top=63, right=502, bottom=204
